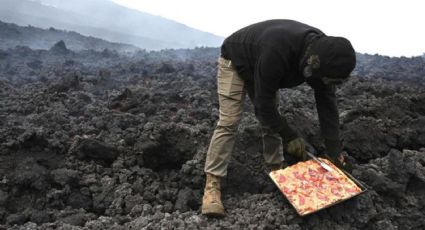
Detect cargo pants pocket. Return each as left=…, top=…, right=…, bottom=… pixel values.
left=216, top=57, right=245, bottom=127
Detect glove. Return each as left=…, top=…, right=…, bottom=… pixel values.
left=323, top=151, right=353, bottom=173
left=286, top=137, right=306, bottom=161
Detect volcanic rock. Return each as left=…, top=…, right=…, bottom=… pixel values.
left=0, top=45, right=424, bottom=229
left=74, top=139, right=118, bottom=165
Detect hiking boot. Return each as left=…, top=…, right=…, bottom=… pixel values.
left=201, top=173, right=225, bottom=217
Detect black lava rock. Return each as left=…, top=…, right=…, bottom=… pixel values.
left=75, top=139, right=118, bottom=165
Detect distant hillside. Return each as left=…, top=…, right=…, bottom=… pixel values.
left=354, top=53, right=425, bottom=83
left=0, top=20, right=140, bottom=52
left=0, top=0, right=224, bottom=50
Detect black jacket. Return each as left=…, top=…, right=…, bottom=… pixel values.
left=221, top=19, right=340, bottom=153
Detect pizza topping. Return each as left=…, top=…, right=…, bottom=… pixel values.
left=331, top=187, right=342, bottom=197
left=308, top=168, right=318, bottom=176
left=282, top=186, right=296, bottom=195
left=278, top=175, right=287, bottom=183
left=293, top=171, right=306, bottom=181
left=316, top=192, right=329, bottom=202
left=298, top=195, right=305, bottom=206
left=344, top=187, right=361, bottom=194
left=316, top=166, right=328, bottom=174
left=325, top=174, right=338, bottom=181
left=308, top=168, right=323, bottom=182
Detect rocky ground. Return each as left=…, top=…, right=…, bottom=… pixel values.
left=0, top=42, right=424, bottom=229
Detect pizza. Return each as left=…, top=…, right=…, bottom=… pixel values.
left=269, top=158, right=362, bottom=215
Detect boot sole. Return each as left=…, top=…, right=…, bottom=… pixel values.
left=201, top=204, right=225, bottom=217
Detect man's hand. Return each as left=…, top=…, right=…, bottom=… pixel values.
left=323, top=151, right=353, bottom=173
left=287, top=137, right=306, bottom=160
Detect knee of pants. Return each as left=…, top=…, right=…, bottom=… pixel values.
left=217, top=117, right=240, bottom=132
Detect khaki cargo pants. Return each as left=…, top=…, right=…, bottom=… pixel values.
left=204, top=57, right=283, bottom=177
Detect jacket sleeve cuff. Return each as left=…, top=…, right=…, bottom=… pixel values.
left=324, top=139, right=341, bottom=157
left=279, top=126, right=299, bottom=143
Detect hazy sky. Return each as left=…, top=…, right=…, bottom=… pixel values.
left=112, top=0, right=424, bottom=57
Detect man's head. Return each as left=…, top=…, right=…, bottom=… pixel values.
left=303, top=36, right=356, bottom=85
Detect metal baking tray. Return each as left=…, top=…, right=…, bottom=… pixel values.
left=267, top=159, right=367, bottom=216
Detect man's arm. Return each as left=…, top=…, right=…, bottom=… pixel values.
left=253, top=50, right=298, bottom=142
left=314, top=83, right=341, bottom=157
